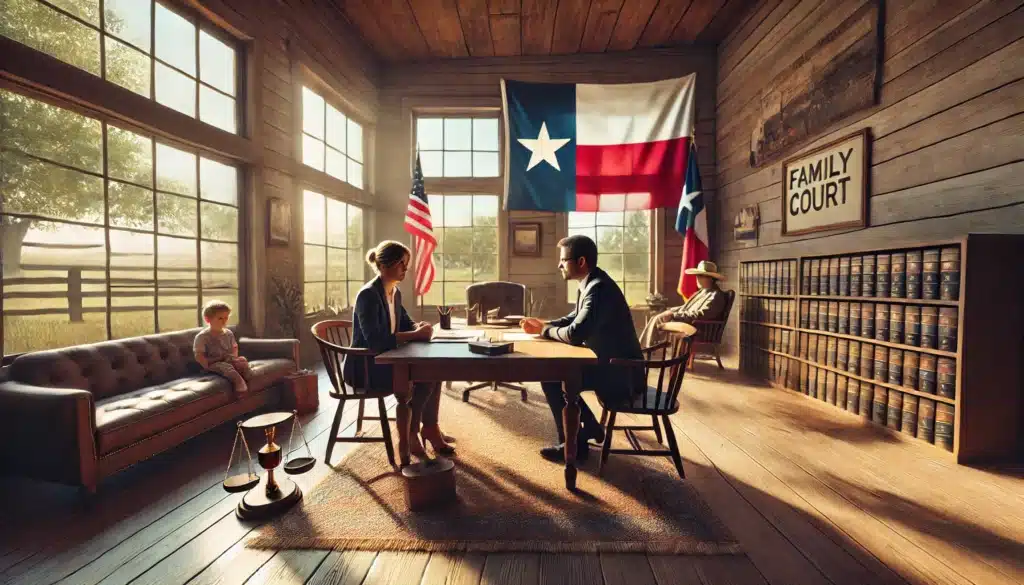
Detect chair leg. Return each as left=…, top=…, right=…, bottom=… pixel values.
left=651, top=415, right=664, bottom=444
left=599, top=408, right=608, bottom=428
left=598, top=411, right=617, bottom=476
left=325, top=398, right=346, bottom=464
left=378, top=397, right=397, bottom=469
left=661, top=414, right=685, bottom=479
left=715, top=344, right=724, bottom=369
left=356, top=400, right=366, bottom=434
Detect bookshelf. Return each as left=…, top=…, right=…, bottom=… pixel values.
left=739, top=234, right=1024, bottom=463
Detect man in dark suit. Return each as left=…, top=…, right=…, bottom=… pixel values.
left=520, top=235, right=644, bottom=462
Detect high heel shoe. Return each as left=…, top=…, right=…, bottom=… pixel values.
left=421, top=425, right=456, bottom=455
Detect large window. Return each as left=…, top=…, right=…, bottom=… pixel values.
left=301, top=87, right=364, bottom=189
left=415, top=117, right=499, bottom=178
left=422, top=194, right=499, bottom=306
left=302, top=190, right=364, bottom=315
left=1, top=89, right=240, bottom=356
left=566, top=209, right=651, bottom=306
left=1, top=0, right=241, bottom=133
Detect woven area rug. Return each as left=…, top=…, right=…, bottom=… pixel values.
left=247, top=385, right=741, bottom=554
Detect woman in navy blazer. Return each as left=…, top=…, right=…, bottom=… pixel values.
left=343, top=240, right=455, bottom=458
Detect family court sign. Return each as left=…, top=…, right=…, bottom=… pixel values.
left=782, top=129, right=869, bottom=236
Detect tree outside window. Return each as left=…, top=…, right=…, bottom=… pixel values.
left=1, top=89, right=240, bottom=356
left=1, top=0, right=241, bottom=133
left=421, top=194, right=499, bottom=307
left=566, top=209, right=651, bottom=306
left=301, top=86, right=364, bottom=189
left=302, top=190, right=364, bottom=315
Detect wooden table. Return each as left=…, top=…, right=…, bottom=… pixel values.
left=375, top=330, right=597, bottom=491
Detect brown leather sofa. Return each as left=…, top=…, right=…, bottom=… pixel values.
left=0, top=328, right=299, bottom=493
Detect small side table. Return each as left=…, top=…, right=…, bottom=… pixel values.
left=281, top=370, right=319, bottom=414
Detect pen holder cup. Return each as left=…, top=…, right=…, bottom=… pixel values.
left=437, top=309, right=452, bottom=330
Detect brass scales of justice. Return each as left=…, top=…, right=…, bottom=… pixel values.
left=221, top=410, right=315, bottom=520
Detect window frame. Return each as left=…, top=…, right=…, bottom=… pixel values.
left=299, top=189, right=367, bottom=316
left=0, top=84, right=246, bottom=356
left=420, top=193, right=502, bottom=307
left=414, top=114, right=501, bottom=179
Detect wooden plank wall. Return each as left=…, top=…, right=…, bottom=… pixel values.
left=190, top=0, right=381, bottom=362
left=715, top=0, right=1024, bottom=358
left=374, top=48, right=719, bottom=315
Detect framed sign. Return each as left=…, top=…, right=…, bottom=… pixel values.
left=782, top=129, right=870, bottom=236
left=511, top=222, right=542, bottom=256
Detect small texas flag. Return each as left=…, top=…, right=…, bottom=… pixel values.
left=675, top=142, right=708, bottom=300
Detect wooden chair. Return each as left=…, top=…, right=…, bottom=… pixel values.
left=596, top=335, right=693, bottom=479
left=311, top=320, right=396, bottom=468
left=688, top=289, right=735, bottom=369
left=462, top=281, right=529, bottom=402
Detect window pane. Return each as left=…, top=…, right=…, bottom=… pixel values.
left=304, top=282, right=325, bottom=315
left=473, top=255, right=497, bottom=281
left=443, top=203, right=471, bottom=228
left=326, top=281, right=347, bottom=312
left=199, top=30, right=235, bottom=96
left=110, top=230, right=155, bottom=339
left=472, top=152, right=499, bottom=177
left=568, top=212, right=595, bottom=229
left=347, top=160, right=363, bottom=189
left=302, top=87, right=324, bottom=139
left=416, top=118, right=443, bottom=150
left=200, top=241, right=236, bottom=288
left=443, top=119, right=471, bottom=150
left=422, top=280, right=442, bottom=307
left=432, top=251, right=444, bottom=280
left=155, top=62, right=197, bottom=117
left=326, top=147, right=346, bottom=181
left=2, top=89, right=102, bottom=173
left=107, top=125, right=152, bottom=186
left=2, top=0, right=100, bottom=75
left=420, top=151, right=443, bottom=177
left=443, top=254, right=472, bottom=281
left=199, top=86, right=236, bottom=133
left=347, top=249, right=363, bottom=280
left=157, top=234, right=197, bottom=285
left=326, top=198, right=347, bottom=247
left=602, top=254, right=623, bottom=282
left=428, top=196, right=444, bottom=228
left=50, top=0, right=100, bottom=25
left=473, top=118, right=499, bottom=151
left=199, top=157, right=237, bottom=204
left=443, top=152, right=472, bottom=177
left=567, top=226, right=595, bottom=242
left=623, top=211, right=649, bottom=253
left=155, top=3, right=196, bottom=76
left=473, top=195, right=498, bottom=223
left=105, top=36, right=151, bottom=98
left=348, top=282, right=362, bottom=309
left=347, top=206, right=363, bottom=249
left=156, top=143, right=197, bottom=196
left=158, top=290, right=198, bottom=332
left=108, top=180, right=154, bottom=229
left=302, top=135, right=324, bottom=171
left=444, top=281, right=469, bottom=305
left=595, top=211, right=621, bottom=226
left=597, top=226, right=623, bottom=253
left=157, top=192, right=197, bottom=236
left=303, top=190, right=326, bottom=245
left=624, top=282, right=648, bottom=307
left=0, top=151, right=103, bottom=224
left=624, top=253, right=649, bottom=281
left=325, top=105, right=346, bottom=152
left=326, top=248, right=346, bottom=282
left=472, top=226, right=497, bottom=256
left=304, top=244, right=326, bottom=283
left=347, top=119, right=363, bottom=162
left=200, top=201, right=236, bottom=241
left=104, top=0, right=151, bottom=52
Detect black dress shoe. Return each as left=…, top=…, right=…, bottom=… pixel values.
left=584, top=425, right=605, bottom=445
left=539, top=440, right=590, bottom=463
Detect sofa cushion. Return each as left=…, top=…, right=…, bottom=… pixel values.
left=247, top=358, right=297, bottom=393
left=95, top=374, right=232, bottom=455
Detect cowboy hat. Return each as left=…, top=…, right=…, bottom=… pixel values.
left=685, top=260, right=726, bottom=281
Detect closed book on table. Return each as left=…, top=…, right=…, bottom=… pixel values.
left=940, top=247, right=960, bottom=300
left=890, top=252, right=906, bottom=298
left=850, top=255, right=863, bottom=296
left=906, top=250, right=922, bottom=299
left=922, top=249, right=940, bottom=299
left=875, top=253, right=891, bottom=298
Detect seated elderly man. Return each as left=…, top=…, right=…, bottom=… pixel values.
left=641, top=261, right=728, bottom=346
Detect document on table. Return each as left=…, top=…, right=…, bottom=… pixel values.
left=432, top=329, right=485, bottom=341
left=500, top=332, right=542, bottom=341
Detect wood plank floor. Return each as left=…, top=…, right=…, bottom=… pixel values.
left=1, top=362, right=1021, bottom=585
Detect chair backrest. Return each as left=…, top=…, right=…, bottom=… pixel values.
left=693, top=289, right=736, bottom=344
left=613, top=336, right=693, bottom=412
left=465, top=281, right=526, bottom=325
left=310, top=319, right=373, bottom=396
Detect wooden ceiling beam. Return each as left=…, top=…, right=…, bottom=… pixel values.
left=605, top=0, right=658, bottom=51
left=637, top=0, right=695, bottom=47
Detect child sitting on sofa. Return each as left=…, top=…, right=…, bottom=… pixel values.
left=193, top=300, right=252, bottom=393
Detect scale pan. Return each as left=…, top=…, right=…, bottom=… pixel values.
left=223, top=473, right=260, bottom=493
left=284, top=456, right=316, bottom=475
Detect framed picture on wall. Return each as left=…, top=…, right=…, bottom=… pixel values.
left=511, top=222, right=542, bottom=256
left=268, top=197, right=291, bottom=246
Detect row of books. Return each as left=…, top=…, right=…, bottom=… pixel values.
left=741, top=298, right=795, bottom=327
left=800, top=300, right=958, bottom=352
left=740, top=246, right=961, bottom=301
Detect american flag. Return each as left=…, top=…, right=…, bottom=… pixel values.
left=403, top=153, right=436, bottom=295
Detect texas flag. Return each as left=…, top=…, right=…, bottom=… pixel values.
left=675, top=141, right=708, bottom=300
left=500, top=74, right=697, bottom=212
